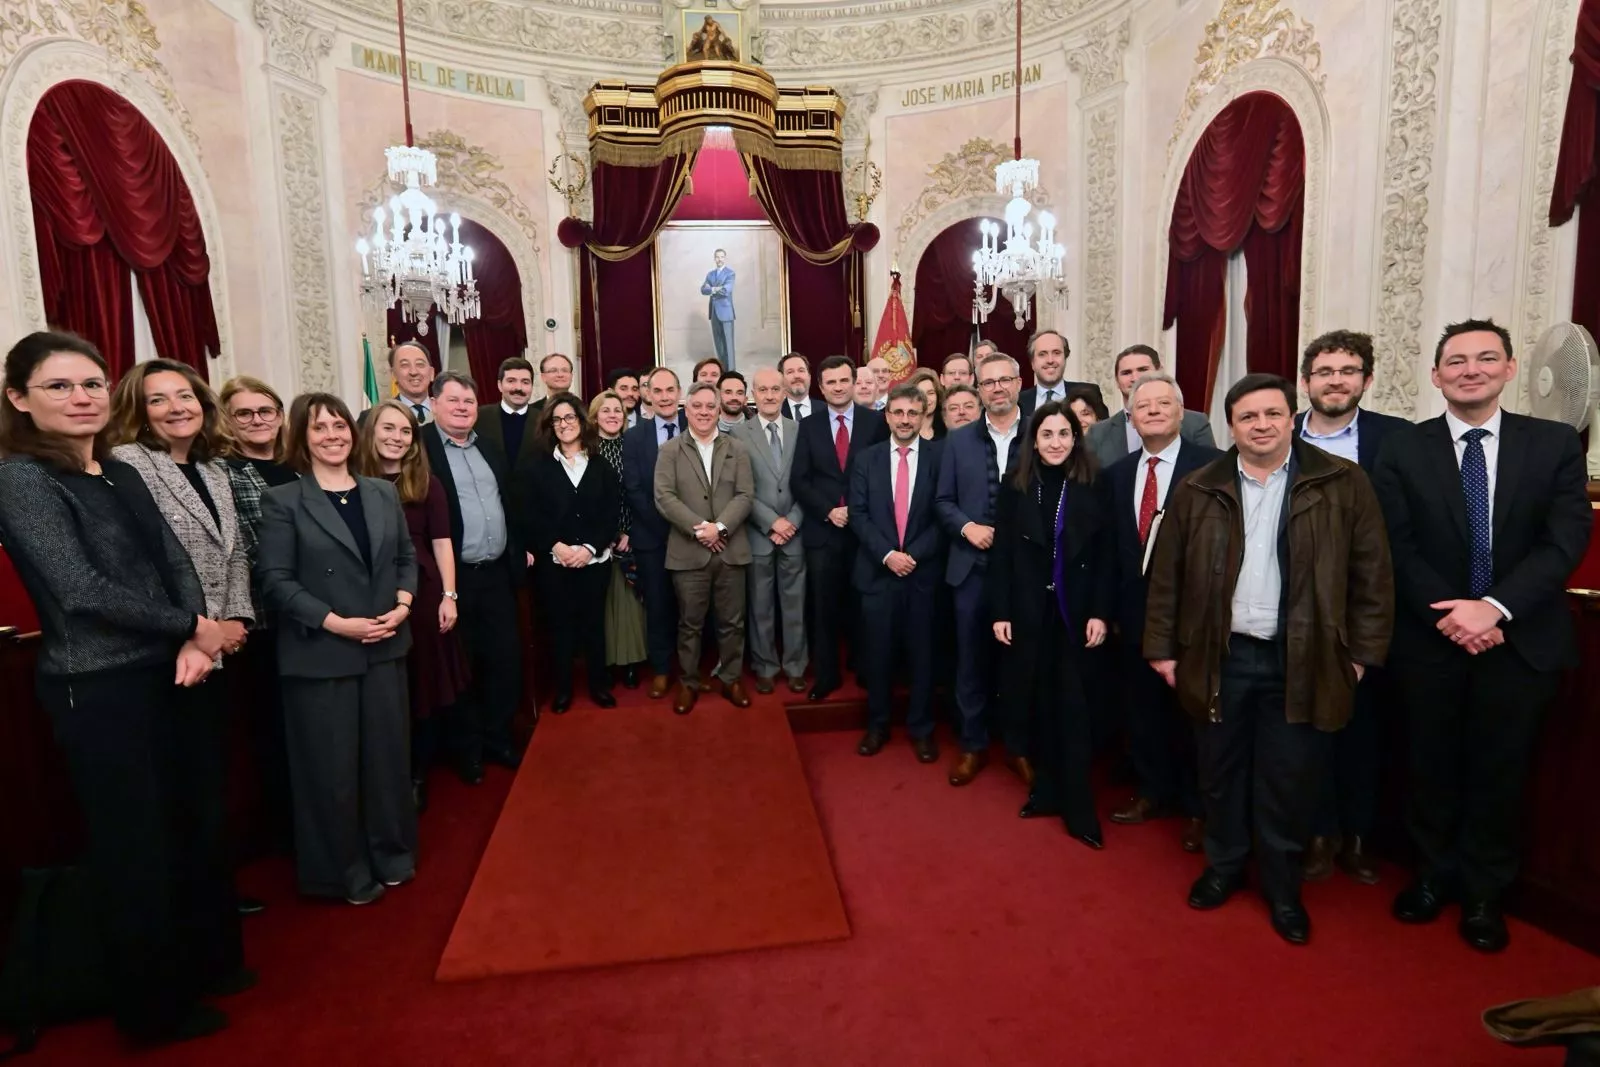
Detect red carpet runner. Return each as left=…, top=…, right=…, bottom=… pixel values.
left=436, top=702, right=850, bottom=980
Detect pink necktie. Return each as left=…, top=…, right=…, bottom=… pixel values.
left=894, top=446, right=911, bottom=548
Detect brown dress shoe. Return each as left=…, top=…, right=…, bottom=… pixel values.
left=754, top=676, right=776, bottom=695
left=1336, top=835, right=1380, bottom=885
left=1004, top=755, right=1035, bottom=789
left=787, top=676, right=808, bottom=694
left=718, top=679, right=752, bottom=708
left=1110, top=796, right=1170, bottom=825
left=948, top=750, right=988, bottom=787
left=648, top=674, right=673, bottom=699
left=1180, top=817, right=1205, bottom=853
left=1303, top=835, right=1337, bottom=882
left=672, top=683, right=698, bottom=715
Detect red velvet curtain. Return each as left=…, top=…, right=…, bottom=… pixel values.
left=1552, top=0, right=1600, bottom=335
left=743, top=156, right=859, bottom=265
left=27, top=81, right=219, bottom=378
left=787, top=249, right=866, bottom=363
left=1163, top=92, right=1304, bottom=406
left=579, top=250, right=656, bottom=400
left=910, top=217, right=1034, bottom=384
left=459, top=219, right=527, bottom=403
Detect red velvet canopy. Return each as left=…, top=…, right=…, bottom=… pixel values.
left=27, top=81, right=220, bottom=378
left=1163, top=92, right=1304, bottom=407
left=1551, top=0, right=1600, bottom=336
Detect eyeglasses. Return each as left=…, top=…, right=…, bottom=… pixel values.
left=27, top=379, right=108, bottom=399
left=977, top=376, right=1019, bottom=390
left=550, top=413, right=580, bottom=426
left=1308, top=367, right=1365, bottom=381
left=230, top=406, right=281, bottom=423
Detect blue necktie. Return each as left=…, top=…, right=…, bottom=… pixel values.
left=664, top=422, right=676, bottom=441
left=1461, top=428, right=1493, bottom=597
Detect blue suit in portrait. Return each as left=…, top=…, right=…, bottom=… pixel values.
left=702, top=261, right=736, bottom=370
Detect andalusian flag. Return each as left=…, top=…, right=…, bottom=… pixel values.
left=361, top=334, right=380, bottom=410
left=871, top=269, right=916, bottom=383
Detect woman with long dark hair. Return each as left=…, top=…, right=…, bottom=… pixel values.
left=987, top=399, right=1113, bottom=849
left=0, top=332, right=243, bottom=1043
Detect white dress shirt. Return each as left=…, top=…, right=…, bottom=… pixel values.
left=1132, top=436, right=1185, bottom=523
left=1231, top=455, right=1290, bottom=639
left=1299, top=408, right=1361, bottom=464
left=882, top=436, right=921, bottom=562
left=401, top=396, right=433, bottom=424
left=985, top=414, right=1021, bottom=479
left=788, top=395, right=812, bottom=421
left=552, top=447, right=608, bottom=566
left=501, top=400, right=529, bottom=416
left=1443, top=407, right=1511, bottom=619
left=692, top=432, right=717, bottom=483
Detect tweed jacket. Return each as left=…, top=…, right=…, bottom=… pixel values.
left=111, top=443, right=254, bottom=627
left=652, top=430, right=755, bottom=570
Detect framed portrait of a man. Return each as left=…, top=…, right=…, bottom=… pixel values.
left=655, top=221, right=788, bottom=381
left=678, top=6, right=744, bottom=64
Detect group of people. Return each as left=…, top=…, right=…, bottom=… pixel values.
left=0, top=314, right=1587, bottom=1044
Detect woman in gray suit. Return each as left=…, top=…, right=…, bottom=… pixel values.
left=256, top=393, right=419, bottom=905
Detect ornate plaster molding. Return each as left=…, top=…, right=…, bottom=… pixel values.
left=333, top=0, right=660, bottom=64
left=897, top=137, right=1037, bottom=255
left=1168, top=0, right=1325, bottom=157
left=0, top=0, right=199, bottom=152
left=272, top=87, right=337, bottom=392
left=838, top=83, right=880, bottom=148
left=254, top=0, right=335, bottom=85
left=1065, top=15, right=1130, bottom=98
left=0, top=38, right=234, bottom=377
left=1369, top=0, right=1442, bottom=419
left=1158, top=57, right=1328, bottom=376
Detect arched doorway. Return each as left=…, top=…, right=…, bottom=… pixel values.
left=910, top=216, right=1036, bottom=386
left=27, top=81, right=220, bottom=379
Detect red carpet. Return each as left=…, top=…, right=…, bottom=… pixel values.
left=17, top=703, right=1598, bottom=1066
left=436, top=698, right=850, bottom=979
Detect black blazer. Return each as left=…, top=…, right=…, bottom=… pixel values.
left=421, top=421, right=523, bottom=579
left=1371, top=412, right=1591, bottom=671
left=848, top=438, right=945, bottom=592
left=1293, top=408, right=1411, bottom=472
left=620, top=411, right=689, bottom=553
left=256, top=476, right=417, bottom=679
left=792, top=404, right=889, bottom=550
left=781, top=396, right=816, bottom=421
left=1101, top=440, right=1220, bottom=641
left=526, top=450, right=621, bottom=563
left=988, top=474, right=1114, bottom=635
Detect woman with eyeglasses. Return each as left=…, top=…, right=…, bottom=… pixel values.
left=527, top=392, right=620, bottom=711
left=0, top=332, right=243, bottom=1043
left=588, top=389, right=648, bottom=689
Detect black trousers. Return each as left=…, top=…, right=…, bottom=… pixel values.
left=860, top=580, right=936, bottom=738
left=38, top=663, right=242, bottom=1038
left=1020, top=607, right=1100, bottom=838
left=453, top=558, right=524, bottom=757
left=1312, top=669, right=1385, bottom=838
left=805, top=539, right=856, bottom=690
left=1122, top=638, right=1201, bottom=816
left=230, top=628, right=292, bottom=852
left=635, top=545, right=678, bottom=677
left=1394, top=646, right=1557, bottom=900
left=539, top=561, right=611, bottom=697
left=1197, top=636, right=1332, bottom=904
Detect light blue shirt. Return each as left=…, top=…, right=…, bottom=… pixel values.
left=1299, top=409, right=1361, bottom=465
left=437, top=425, right=507, bottom=564
left=1034, top=382, right=1066, bottom=409
left=826, top=403, right=856, bottom=443
left=1230, top=455, right=1290, bottom=640
left=655, top=413, right=680, bottom=447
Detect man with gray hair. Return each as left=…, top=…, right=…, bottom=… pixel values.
left=1100, top=370, right=1218, bottom=846
left=1087, top=344, right=1215, bottom=466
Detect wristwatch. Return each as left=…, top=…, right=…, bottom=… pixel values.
left=442, top=590, right=459, bottom=601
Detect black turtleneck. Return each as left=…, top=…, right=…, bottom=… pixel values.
left=502, top=407, right=529, bottom=460
left=1036, top=461, right=1067, bottom=540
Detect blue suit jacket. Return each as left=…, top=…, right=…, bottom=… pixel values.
left=1292, top=407, right=1410, bottom=473
left=701, top=266, right=735, bottom=322
left=849, top=438, right=945, bottom=593
left=935, top=417, right=1026, bottom=586
left=621, top=411, right=689, bottom=553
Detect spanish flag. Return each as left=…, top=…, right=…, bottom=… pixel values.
left=871, top=269, right=916, bottom=384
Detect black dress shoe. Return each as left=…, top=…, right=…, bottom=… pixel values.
left=808, top=682, right=838, bottom=702
left=551, top=692, right=573, bottom=715
left=592, top=690, right=617, bottom=709
left=1069, top=829, right=1105, bottom=851
left=133, top=1004, right=230, bottom=1045
left=1017, top=793, right=1061, bottom=819
left=236, top=896, right=266, bottom=916
left=622, top=665, right=640, bottom=689
left=206, top=967, right=259, bottom=997
left=1188, top=868, right=1245, bottom=910
left=1270, top=901, right=1311, bottom=945
left=1392, top=878, right=1453, bottom=924
left=1459, top=899, right=1509, bottom=953
left=412, top=777, right=429, bottom=813
left=483, top=741, right=522, bottom=769
left=911, top=735, right=938, bottom=763
left=857, top=729, right=888, bottom=756
left=457, top=758, right=485, bottom=786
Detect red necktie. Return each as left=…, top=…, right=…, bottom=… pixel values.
left=894, top=446, right=911, bottom=548
left=1137, top=455, right=1161, bottom=546
left=835, top=414, right=850, bottom=505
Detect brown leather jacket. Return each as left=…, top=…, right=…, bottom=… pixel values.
left=1142, top=438, right=1394, bottom=732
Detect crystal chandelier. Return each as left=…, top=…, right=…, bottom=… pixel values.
left=353, top=0, right=479, bottom=325
left=971, top=0, right=1066, bottom=329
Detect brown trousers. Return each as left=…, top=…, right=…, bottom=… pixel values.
left=671, top=556, right=747, bottom=686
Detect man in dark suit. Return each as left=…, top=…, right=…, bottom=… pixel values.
left=529, top=352, right=574, bottom=415
left=420, top=370, right=525, bottom=782
left=791, top=354, right=888, bottom=700
left=1372, top=318, right=1590, bottom=953
left=849, top=384, right=944, bottom=761
left=935, top=349, right=1028, bottom=787
left=1016, top=330, right=1104, bottom=418
left=474, top=357, right=541, bottom=520
left=605, top=367, right=643, bottom=429
left=622, top=366, right=690, bottom=699
left=1101, top=371, right=1218, bottom=849
left=1292, top=330, right=1410, bottom=885
left=779, top=351, right=815, bottom=421
left=1086, top=344, right=1215, bottom=467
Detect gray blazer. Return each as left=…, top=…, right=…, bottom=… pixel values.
left=110, top=443, right=254, bottom=626
left=1087, top=408, right=1216, bottom=467
left=731, top=416, right=803, bottom=558
left=256, top=475, right=417, bottom=679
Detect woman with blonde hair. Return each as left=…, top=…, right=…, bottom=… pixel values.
left=589, top=389, right=647, bottom=688
left=354, top=399, right=466, bottom=811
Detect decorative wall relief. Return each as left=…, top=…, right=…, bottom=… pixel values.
left=896, top=137, right=1018, bottom=253
left=332, top=0, right=660, bottom=64
left=1369, top=0, right=1443, bottom=418
left=1066, top=15, right=1130, bottom=97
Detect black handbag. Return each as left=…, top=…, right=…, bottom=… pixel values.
left=0, top=866, right=111, bottom=1058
